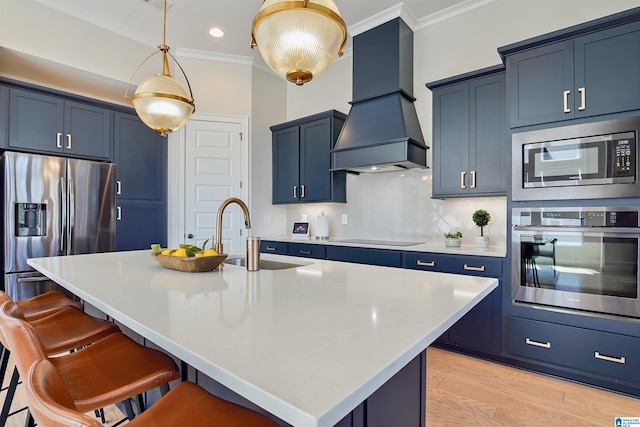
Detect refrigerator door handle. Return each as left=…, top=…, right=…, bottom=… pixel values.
left=17, top=276, right=51, bottom=283
left=60, top=177, right=66, bottom=253
left=68, top=177, right=75, bottom=255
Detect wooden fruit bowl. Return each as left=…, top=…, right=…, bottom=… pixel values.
left=151, top=253, right=228, bottom=273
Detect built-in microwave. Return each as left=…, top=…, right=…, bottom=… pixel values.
left=512, top=116, right=640, bottom=201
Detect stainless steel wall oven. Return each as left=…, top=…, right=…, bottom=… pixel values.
left=512, top=116, right=640, bottom=201
left=512, top=207, right=640, bottom=319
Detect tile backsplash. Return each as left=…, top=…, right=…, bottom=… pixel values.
left=286, top=169, right=507, bottom=247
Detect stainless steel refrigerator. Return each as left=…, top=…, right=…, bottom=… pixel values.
left=2, top=151, right=116, bottom=300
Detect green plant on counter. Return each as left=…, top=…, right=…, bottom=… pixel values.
left=472, top=209, right=491, bottom=237
left=444, top=231, right=462, bottom=239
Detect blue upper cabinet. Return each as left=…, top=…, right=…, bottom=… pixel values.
left=271, top=110, right=347, bottom=204
left=427, top=66, right=506, bottom=198
left=502, top=17, right=640, bottom=128
left=7, top=87, right=111, bottom=159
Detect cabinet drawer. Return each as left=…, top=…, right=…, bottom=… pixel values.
left=260, top=240, right=288, bottom=255
left=326, top=246, right=402, bottom=267
left=507, top=317, right=640, bottom=382
left=403, top=252, right=502, bottom=277
left=288, top=243, right=326, bottom=259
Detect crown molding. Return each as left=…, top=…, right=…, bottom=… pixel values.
left=348, top=3, right=418, bottom=36
left=415, top=0, right=499, bottom=31
left=175, top=48, right=254, bottom=66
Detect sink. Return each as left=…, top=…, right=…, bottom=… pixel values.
left=223, top=257, right=308, bottom=270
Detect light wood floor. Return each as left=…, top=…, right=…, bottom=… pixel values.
left=2, top=347, right=639, bottom=426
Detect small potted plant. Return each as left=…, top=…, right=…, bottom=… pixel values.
left=472, top=209, right=491, bottom=248
left=444, top=231, right=462, bottom=247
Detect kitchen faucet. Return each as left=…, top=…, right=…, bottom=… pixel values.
left=214, top=198, right=251, bottom=254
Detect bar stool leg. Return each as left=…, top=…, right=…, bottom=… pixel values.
left=23, top=410, right=34, bottom=427
left=0, top=346, right=10, bottom=390
left=0, top=367, right=20, bottom=426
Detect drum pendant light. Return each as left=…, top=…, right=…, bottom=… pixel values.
left=126, top=0, right=195, bottom=136
left=250, top=0, right=347, bottom=86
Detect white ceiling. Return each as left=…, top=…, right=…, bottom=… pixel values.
left=31, top=0, right=486, bottom=61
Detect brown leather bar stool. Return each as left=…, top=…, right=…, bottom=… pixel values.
left=0, top=290, right=82, bottom=385
left=27, top=359, right=280, bottom=427
left=0, top=291, right=82, bottom=321
left=0, top=304, right=120, bottom=425
left=0, top=301, right=180, bottom=423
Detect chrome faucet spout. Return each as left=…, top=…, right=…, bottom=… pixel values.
left=214, top=198, right=251, bottom=254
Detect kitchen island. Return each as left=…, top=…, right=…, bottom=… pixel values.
left=28, top=250, right=498, bottom=427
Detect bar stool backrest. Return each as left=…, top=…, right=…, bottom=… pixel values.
left=0, top=301, right=48, bottom=380
left=27, top=359, right=102, bottom=427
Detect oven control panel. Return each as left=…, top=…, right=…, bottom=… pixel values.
left=517, top=209, right=639, bottom=227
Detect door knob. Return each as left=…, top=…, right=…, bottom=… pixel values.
left=187, top=233, right=194, bottom=239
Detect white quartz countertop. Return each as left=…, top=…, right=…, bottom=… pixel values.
left=28, top=251, right=497, bottom=427
left=262, top=236, right=507, bottom=257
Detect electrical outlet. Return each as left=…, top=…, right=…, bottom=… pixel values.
left=342, top=214, right=348, bottom=225
left=264, top=215, right=271, bottom=224
left=301, top=214, right=308, bottom=222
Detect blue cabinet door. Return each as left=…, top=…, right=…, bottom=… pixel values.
left=432, top=82, right=469, bottom=197
left=469, top=73, right=506, bottom=196
left=113, top=112, right=165, bottom=201
left=272, top=126, right=300, bottom=204
left=574, top=21, right=640, bottom=119
left=8, top=88, right=65, bottom=154
left=0, top=85, right=8, bottom=148
left=300, top=118, right=333, bottom=202
left=506, top=41, right=574, bottom=128
left=64, top=101, right=111, bottom=159
left=115, top=200, right=166, bottom=251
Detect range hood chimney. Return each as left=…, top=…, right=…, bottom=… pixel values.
left=331, top=18, right=427, bottom=174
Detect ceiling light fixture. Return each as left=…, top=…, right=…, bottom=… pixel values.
left=209, top=27, right=225, bottom=38
left=250, top=0, right=347, bottom=86
left=126, top=0, right=195, bottom=136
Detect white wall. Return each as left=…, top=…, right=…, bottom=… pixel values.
left=282, top=0, right=640, bottom=247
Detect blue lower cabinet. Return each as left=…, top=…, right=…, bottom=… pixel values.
left=507, top=316, right=640, bottom=383
left=325, top=246, right=402, bottom=267
left=404, top=251, right=502, bottom=355
left=288, top=243, right=326, bottom=259
left=260, top=240, right=288, bottom=255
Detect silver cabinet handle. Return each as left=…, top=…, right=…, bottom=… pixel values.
left=116, top=206, right=122, bottom=221
left=301, top=184, right=305, bottom=198
left=293, top=185, right=297, bottom=198
left=578, top=87, right=586, bottom=111
left=526, top=338, right=551, bottom=349
left=116, top=180, right=122, bottom=195
left=594, top=351, right=625, bottom=364
left=300, top=249, right=311, bottom=255
left=56, top=132, right=63, bottom=148
left=266, top=246, right=276, bottom=251
left=460, top=171, right=466, bottom=189
left=66, top=133, right=72, bottom=149
left=463, top=264, right=485, bottom=272
left=470, top=171, right=476, bottom=189
left=563, top=90, right=571, bottom=113
left=417, top=260, right=435, bottom=267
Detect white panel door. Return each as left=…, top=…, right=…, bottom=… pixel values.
left=185, top=120, right=245, bottom=254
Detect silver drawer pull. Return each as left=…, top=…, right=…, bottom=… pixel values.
left=594, top=351, right=626, bottom=364
left=525, top=338, right=551, bottom=349
left=266, top=246, right=276, bottom=251
left=18, top=276, right=51, bottom=283
left=463, top=264, right=485, bottom=272
left=300, top=249, right=311, bottom=255
left=417, top=260, right=435, bottom=267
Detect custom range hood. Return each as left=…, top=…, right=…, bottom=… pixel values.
left=331, top=18, right=427, bottom=174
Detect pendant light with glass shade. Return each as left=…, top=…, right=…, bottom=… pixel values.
left=251, top=0, right=347, bottom=86
left=126, top=0, right=195, bottom=136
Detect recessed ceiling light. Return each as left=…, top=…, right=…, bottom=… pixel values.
left=209, top=27, right=224, bottom=38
